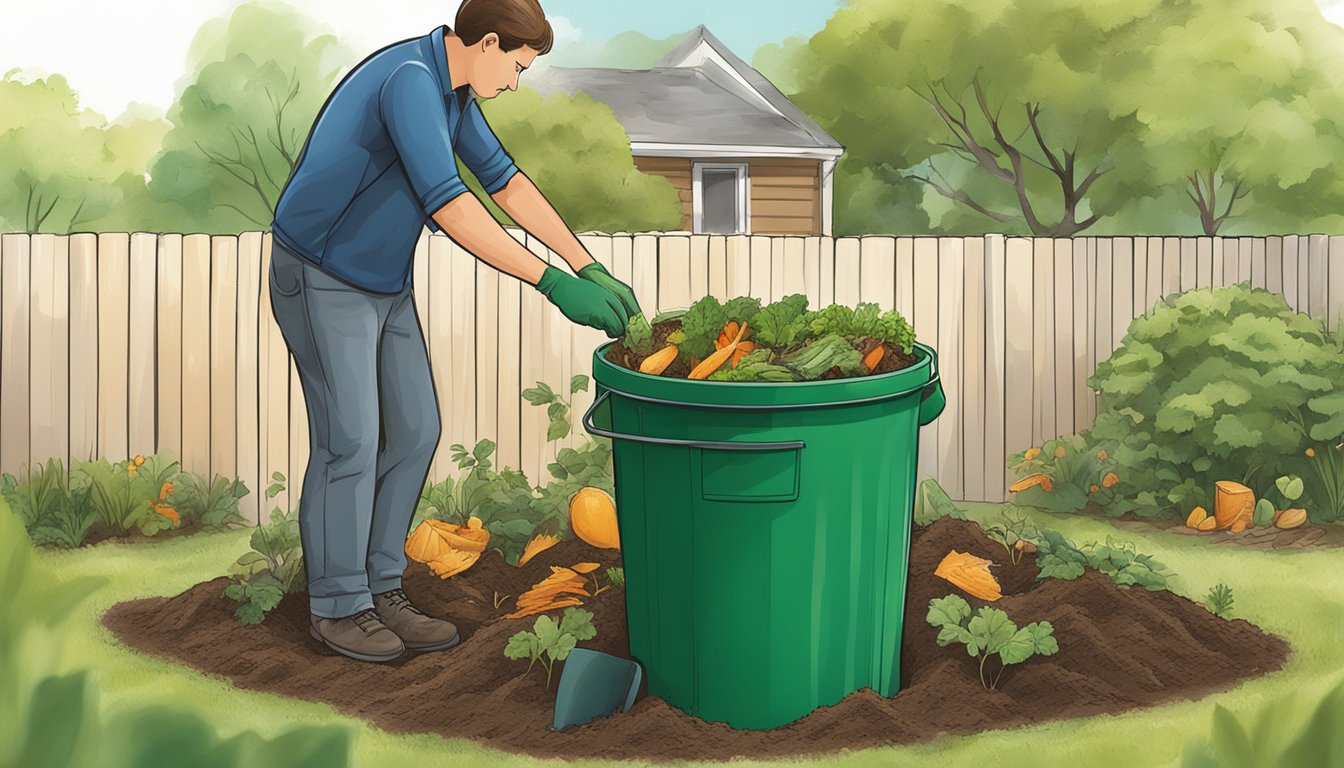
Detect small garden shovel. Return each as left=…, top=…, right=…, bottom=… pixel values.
left=551, top=649, right=642, bottom=731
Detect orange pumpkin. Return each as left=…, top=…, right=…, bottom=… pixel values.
left=569, top=488, right=620, bottom=550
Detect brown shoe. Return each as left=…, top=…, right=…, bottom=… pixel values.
left=373, top=588, right=461, bottom=653
left=309, top=608, right=405, bottom=663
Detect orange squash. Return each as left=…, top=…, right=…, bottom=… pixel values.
left=570, top=487, right=620, bottom=550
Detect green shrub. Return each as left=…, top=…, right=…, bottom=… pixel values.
left=913, top=477, right=968, bottom=525
left=1085, top=285, right=1344, bottom=521
left=0, top=495, right=351, bottom=767
left=2, top=458, right=97, bottom=548
left=412, top=377, right=615, bottom=567
left=223, top=472, right=304, bottom=625
left=1033, top=529, right=1173, bottom=591
left=1007, top=434, right=1121, bottom=515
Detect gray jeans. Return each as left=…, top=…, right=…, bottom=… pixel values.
left=267, top=240, right=440, bottom=618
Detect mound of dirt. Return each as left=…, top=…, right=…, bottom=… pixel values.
left=103, top=518, right=1289, bottom=762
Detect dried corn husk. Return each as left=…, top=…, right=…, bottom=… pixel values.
left=1009, top=473, right=1055, bottom=493
left=934, top=550, right=1002, bottom=601
left=518, top=533, right=560, bottom=567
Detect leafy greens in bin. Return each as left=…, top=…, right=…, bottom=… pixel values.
left=622, top=292, right=920, bottom=382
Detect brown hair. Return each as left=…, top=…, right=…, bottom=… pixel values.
left=454, top=0, right=554, bottom=55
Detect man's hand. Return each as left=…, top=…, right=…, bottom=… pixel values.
left=577, top=261, right=642, bottom=319
left=535, top=265, right=630, bottom=338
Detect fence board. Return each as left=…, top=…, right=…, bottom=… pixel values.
left=1211, top=237, right=1225, bottom=288
left=748, top=235, right=772, bottom=304
left=476, top=250, right=501, bottom=455
left=235, top=232, right=261, bottom=525
left=633, top=234, right=659, bottom=314
left=451, top=241, right=479, bottom=451
left=1159, top=237, right=1179, bottom=300
left=181, top=234, right=211, bottom=476
left=156, top=235, right=183, bottom=469
left=937, top=237, right=964, bottom=499
left=1072, top=238, right=1093, bottom=434
left=1179, top=237, right=1196, bottom=293
left=708, top=235, right=728, bottom=300
left=98, top=233, right=131, bottom=465
left=1132, top=236, right=1148, bottom=313
left=984, top=236, right=1007, bottom=501
left=429, top=236, right=456, bottom=480
left=961, top=237, right=986, bottom=502
left=29, top=235, right=68, bottom=475
left=804, top=236, right=822, bottom=309
left=289, top=350, right=308, bottom=512
left=896, top=238, right=916, bottom=321
left=1299, top=236, right=1311, bottom=315
left=1145, top=236, right=1162, bottom=308
left=770, top=236, right=786, bottom=302
left=1112, top=237, right=1134, bottom=352
left=2, top=235, right=31, bottom=476
left=833, top=238, right=859, bottom=308
left=1095, top=239, right=1114, bottom=368
left=1053, top=238, right=1074, bottom=438
left=260, top=233, right=290, bottom=518
left=914, top=236, right=939, bottom=482
left=209, top=236, right=238, bottom=485
left=659, top=235, right=692, bottom=313
left=1196, top=237, right=1213, bottom=289
left=571, top=235, right=610, bottom=454
left=518, top=233, right=546, bottom=486
left=725, top=235, right=749, bottom=299
left=783, top=236, right=806, bottom=298
left=1272, top=235, right=1289, bottom=306
left=1003, top=238, right=1034, bottom=486
left=690, top=235, right=710, bottom=303
left=1330, top=236, right=1344, bottom=333
left=130, top=234, right=158, bottom=470
left=1251, top=238, right=1267, bottom=290
left=1222, top=238, right=1238, bottom=286
left=820, top=236, right=835, bottom=307
left=1031, top=239, right=1055, bottom=446
left=495, top=234, right=523, bottom=472
left=860, top=236, right=895, bottom=310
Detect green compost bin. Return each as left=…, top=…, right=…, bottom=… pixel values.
left=581, top=340, right=946, bottom=730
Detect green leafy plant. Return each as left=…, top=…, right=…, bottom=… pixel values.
left=926, top=594, right=1059, bottom=690
left=982, top=507, right=1041, bottom=565
left=1085, top=285, right=1344, bottom=521
left=913, top=477, right=968, bottom=525
left=1181, top=676, right=1344, bottom=768
left=73, top=454, right=180, bottom=535
left=1008, top=435, right=1125, bottom=516
left=1203, top=583, right=1235, bottom=618
left=413, top=377, right=615, bottom=565
left=721, top=296, right=762, bottom=327
left=170, top=472, right=248, bottom=529
left=677, top=295, right=728, bottom=363
left=752, top=293, right=810, bottom=348
left=623, top=313, right=655, bottom=356
left=706, top=347, right=798, bottom=382
left=1301, top=442, right=1344, bottom=523
left=223, top=472, right=305, bottom=624
left=807, top=301, right=916, bottom=352
left=779, top=333, right=865, bottom=379
left=503, top=607, right=598, bottom=688
left=2, top=459, right=97, bottom=548
left=1033, top=529, right=1173, bottom=591
left=606, top=567, right=625, bottom=589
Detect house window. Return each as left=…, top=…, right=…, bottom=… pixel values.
left=693, top=163, right=749, bottom=234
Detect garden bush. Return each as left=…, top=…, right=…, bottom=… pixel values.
left=3, top=452, right=248, bottom=547
left=1082, top=285, right=1344, bottom=522
left=0, top=495, right=351, bottom=768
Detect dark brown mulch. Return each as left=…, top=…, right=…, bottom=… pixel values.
left=102, top=519, right=1290, bottom=763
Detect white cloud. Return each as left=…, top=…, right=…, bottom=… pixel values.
left=1323, top=0, right=1344, bottom=26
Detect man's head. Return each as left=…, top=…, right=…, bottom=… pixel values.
left=453, top=0, right=552, bottom=98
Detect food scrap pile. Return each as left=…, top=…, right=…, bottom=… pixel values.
left=605, top=294, right=921, bottom=382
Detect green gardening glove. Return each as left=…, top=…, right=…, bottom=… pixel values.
left=535, top=265, right=630, bottom=338
left=577, top=261, right=643, bottom=321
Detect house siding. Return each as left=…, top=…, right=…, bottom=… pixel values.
left=634, top=156, right=822, bottom=235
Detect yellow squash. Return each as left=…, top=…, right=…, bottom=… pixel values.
left=570, top=487, right=620, bottom=550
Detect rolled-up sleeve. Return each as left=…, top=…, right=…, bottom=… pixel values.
left=379, top=62, right=469, bottom=215
left=457, top=98, right=520, bottom=194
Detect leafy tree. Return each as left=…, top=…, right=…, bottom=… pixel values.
left=471, top=86, right=681, bottom=233
left=0, top=72, right=148, bottom=233
left=146, top=0, right=356, bottom=232
left=783, top=0, right=1344, bottom=236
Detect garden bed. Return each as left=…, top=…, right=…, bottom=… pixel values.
left=102, top=518, right=1289, bottom=762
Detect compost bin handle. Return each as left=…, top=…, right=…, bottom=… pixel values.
left=581, top=390, right=806, bottom=451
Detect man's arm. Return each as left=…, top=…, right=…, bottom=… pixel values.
left=490, top=171, right=596, bottom=273
left=430, top=190, right=549, bottom=286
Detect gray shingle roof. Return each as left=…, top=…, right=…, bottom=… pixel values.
left=530, top=26, right=842, bottom=152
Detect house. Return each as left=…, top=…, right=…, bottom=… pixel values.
left=532, top=26, right=844, bottom=236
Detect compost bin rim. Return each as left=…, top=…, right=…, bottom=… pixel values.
left=590, top=340, right=939, bottom=409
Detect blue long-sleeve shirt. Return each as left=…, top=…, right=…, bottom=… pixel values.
left=271, top=24, right=520, bottom=294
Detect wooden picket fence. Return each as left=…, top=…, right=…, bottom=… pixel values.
left=1, top=230, right=1341, bottom=525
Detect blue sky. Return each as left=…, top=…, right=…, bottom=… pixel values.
left=0, top=0, right=1340, bottom=120
left=545, top=0, right=842, bottom=55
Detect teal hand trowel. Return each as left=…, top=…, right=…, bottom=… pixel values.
left=552, top=649, right=643, bottom=731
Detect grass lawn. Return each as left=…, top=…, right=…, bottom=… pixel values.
left=35, top=504, right=1344, bottom=768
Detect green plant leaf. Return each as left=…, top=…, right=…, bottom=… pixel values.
left=547, top=632, right=578, bottom=663
left=504, top=631, right=541, bottom=661
left=967, top=607, right=1018, bottom=656
left=926, top=594, right=972, bottom=629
